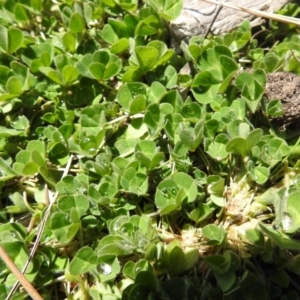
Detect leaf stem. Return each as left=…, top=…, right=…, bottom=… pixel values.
left=197, top=148, right=210, bottom=172
left=98, top=80, right=117, bottom=93
left=106, top=113, right=145, bottom=125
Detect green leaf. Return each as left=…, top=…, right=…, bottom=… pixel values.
left=254, top=166, right=269, bottom=184
left=162, top=240, right=183, bottom=273
left=0, top=157, right=17, bottom=179
left=215, top=272, right=236, bottom=292
left=31, top=0, right=42, bottom=11
left=284, top=191, right=300, bottom=234
left=31, top=150, right=45, bottom=167
left=207, top=134, right=229, bottom=161
left=135, top=271, right=159, bottom=292
left=79, top=135, right=98, bottom=154
left=0, top=242, right=29, bottom=271
left=226, top=129, right=262, bottom=157
left=136, top=14, right=160, bottom=36
left=261, top=138, right=290, bottom=166
left=0, top=66, right=11, bottom=85
left=0, top=126, right=24, bottom=137
left=179, top=128, right=194, bottom=148
left=127, top=284, right=151, bottom=299
left=58, top=195, right=89, bottom=217
left=169, top=246, right=184, bottom=275
left=15, top=150, right=31, bottom=164
left=245, top=228, right=265, bottom=247
left=135, top=140, right=155, bottom=159
left=188, top=203, right=212, bottom=223
left=117, top=83, right=147, bottom=111
left=8, top=27, right=24, bottom=53
left=56, top=175, right=76, bottom=194
left=83, top=50, right=122, bottom=80
left=135, top=147, right=163, bottom=169
left=0, top=26, right=23, bottom=54
left=48, top=143, right=69, bottom=165
left=145, top=0, right=183, bottom=21
left=121, top=167, right=148, bottom=195
left=173, top=172, right=197, bottom=202
left=205, top=254, right=230, bottom=275
left=55, top=54, right=69, bottom=73
left=123, top=260, right=152, bottom=280
left=101, top=24, right=118, bottom=44
left=155, top=179, right=179, bottom=212
left=11, top=61, right=29, bottom=82
left=202, top=224, right=226, bottom=245
left=153, top=50, right=174, bottom=68
left=51, top=212, right=80, bottom=244
left=148, top=81, right=166, bottom=103
left=69, top=12, right=85, bottom=33
left=253, top=68, right=266, bottom=87
left=247, top=128, right=263, bottom=148
left=228, top=121, right=250, bottom=139
left=39, top=166, right=62, bottom=188
left=164, top=65, right=178, bottom=89
left=89, top=62, right=105, bottom=80
left=259, top=223, right=300, bottom=250
left=204, top=119, right=219, bottom=138
left=69, top=247, right=97, bottom=276
left=192, top=71, right=221, bottom=104
left=108, top=18, right=130, bottom=39
left=182, top=248, right=199, bottom=272
left=96, top=256, right=120, bottom=282
left=220, top=55, right=237, bottom=81
left=111, top=38, right=129, bottom=54
left=0, top=26, right=8, bottom=52
left=14, top=3, right=28, bottom=22
left=39, top=67, right=63, bottom=85
left=226, top=137, right=248, bottom=157
left=236, top=71, right=265, bottom=113
left=181, top=102, right=201, bottom=121
left=134, top=46, right=159, bottom=72
left=83, top=2, right=93, bottom=23
left=115, top=0, right=138, bottom=11
left=97, top=236, right=135, bottom=257
left=6, top=76, right=23, bottom=95
left=267, top=100, right=284, bottom=117
left=161, top=0, right=183, bottom=21
left=62, top=32, right=77, bottom=53
left=62, top=65, right=79, bottom=85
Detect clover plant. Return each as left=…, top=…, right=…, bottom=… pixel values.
left=0, top=0, right=300, bottom=299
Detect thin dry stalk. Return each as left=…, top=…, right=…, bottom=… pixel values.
left=0, top=245, right=43, bottom=300
left=6, top=154, right=74, bottom=300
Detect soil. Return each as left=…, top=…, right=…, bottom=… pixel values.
left=265, top=72, right=300, bottom=129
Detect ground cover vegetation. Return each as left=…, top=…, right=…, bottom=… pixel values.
left=1, top=0, right=300, bottom=299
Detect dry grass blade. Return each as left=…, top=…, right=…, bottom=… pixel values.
left=204, top=3, right=223, bottom=38
left=6, top=154, right=74, bottom=300
left=0, top=246, right=43, bottom=300
left=200, top=0, right=300, bottom=26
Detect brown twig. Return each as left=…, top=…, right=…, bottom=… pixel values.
left=204, top=3, right=223, bottom=38
left=0, top=245, right=43, bottom=300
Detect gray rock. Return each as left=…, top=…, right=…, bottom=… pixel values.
left=171, top=0, right=291, bottom=40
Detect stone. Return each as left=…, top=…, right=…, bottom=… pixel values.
left=171, top=0, right=291, bottom=40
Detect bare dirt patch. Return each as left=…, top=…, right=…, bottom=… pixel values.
left=265, top=72, right=300, bottom=128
